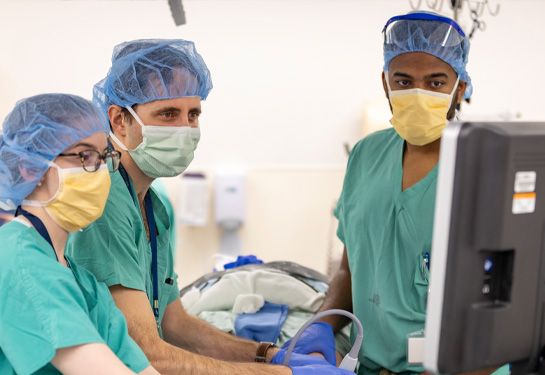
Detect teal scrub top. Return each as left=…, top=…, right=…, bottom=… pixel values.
left=0, top=219, right=150, bottom=375
left=66, top=170, right=180, bottom=337
left=335, top=128, right=509, bottom=375
left=151, top=179, right=177, bottom=260
left=336, top=128, right=436, bottom=375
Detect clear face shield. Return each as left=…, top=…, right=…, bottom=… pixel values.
left=382, top=12, right=466, bottom=51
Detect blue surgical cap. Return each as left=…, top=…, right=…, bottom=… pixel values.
left=94, top=39, right=213, bottom=114
left=0, top=93, right=109, bottom=209
left=383, top=11, right=473, bottom=99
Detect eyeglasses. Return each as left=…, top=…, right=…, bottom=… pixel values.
left=383, top=12, right=466, bottom=38
left=58, top=150, right=121, bottom=173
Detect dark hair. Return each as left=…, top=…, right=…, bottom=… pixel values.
left=108, top=104, right=138, bottom=131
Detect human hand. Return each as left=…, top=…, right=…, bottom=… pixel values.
left=271, top=350, right=330, bottom=367
left=291, top=364, right=356, bottom=375
left=280, top=322, right=336, bottom=365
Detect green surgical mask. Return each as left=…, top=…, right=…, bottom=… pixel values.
left=110, top=106, right=200, bottom=178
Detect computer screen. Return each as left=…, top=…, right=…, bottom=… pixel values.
left=424, top=121, right=545, bottom=375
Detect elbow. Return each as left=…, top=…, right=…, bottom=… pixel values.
left=145, top=342, right=175, bottom=375
left=133, top=333, right=172, bottom=370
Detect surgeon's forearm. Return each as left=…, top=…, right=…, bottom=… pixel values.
left=135, top=317, right=289, bottom=375
left=149, top=342, right=291, bottom=375
left=109, top=286, right=290, bottom=375
left=316, top=246, right=353, bottom=333
left=165, top=308, right=256, bottom=360
left=162, top=300, right=280, bottom=362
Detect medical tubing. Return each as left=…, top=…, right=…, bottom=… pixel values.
left=282, top=309, right=364, bottom=371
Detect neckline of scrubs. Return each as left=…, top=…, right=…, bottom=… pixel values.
left=117, top=168, right=169, bottom=237
left=13, top=220, right=99, bottom=311
left=394, top=138, right=438, bottom=208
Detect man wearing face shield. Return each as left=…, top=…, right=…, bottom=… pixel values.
left=66, top=39, right=355, bottom=375
left=280, top=12, right=510, bottom=375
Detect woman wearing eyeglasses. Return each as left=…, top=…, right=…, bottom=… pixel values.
left=0, top=94, right=160, bottom=375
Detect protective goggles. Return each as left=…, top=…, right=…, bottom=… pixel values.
left=383, top=12, right=466, bottom=46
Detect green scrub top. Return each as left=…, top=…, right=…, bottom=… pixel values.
left=335, top=128, right=436, bottom=375
left=66, top=170, right=180, bottom=337
left=0, top=219, right=150, bottom=375
left=335, top=128, right=509, bottom=375
left=151, top=179, right=177, bottom=260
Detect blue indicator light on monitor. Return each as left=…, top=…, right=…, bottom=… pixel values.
left=484, top=258, right=493, bottom=272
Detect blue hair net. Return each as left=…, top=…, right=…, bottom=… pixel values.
left=94, top=39, right=213, bottom=113
left=383, top=11, right=473, bottom=98
left=0, top=94, right=109, bottom=209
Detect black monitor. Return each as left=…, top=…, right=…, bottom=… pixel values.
left=424, top=121, right=545, bottom=375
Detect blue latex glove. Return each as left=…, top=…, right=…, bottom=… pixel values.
left=280, top=322, right=336, bottom=365
left=292, top=364, right=356, bottom=375
left=271, top=349, right=330, bottom=367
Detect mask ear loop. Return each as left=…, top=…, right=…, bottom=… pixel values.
left=450, top=76, right=461, bottom=98
left=22, top=160, right=63, bottom=207
left=109, top=106, right=146, bottom=151
left=109, top=132, right=128, bottom=151
left=124, top=105, right=149, bottom=149
left=446, top=76, right=462, bottom=123
left=384, top=71, right=394, bottom=107
left=384, top=71, right=392, bottom=92
left=125, top=106, right=146, bottom=128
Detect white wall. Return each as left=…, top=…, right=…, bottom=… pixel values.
left=1, top=0, right=543, bottom=286
left=169, top=168, right=346, bottom=285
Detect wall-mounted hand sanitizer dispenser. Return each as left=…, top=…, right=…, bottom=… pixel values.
left=177, top=172, right=208, bottom=226
left=214, top=169, right=246, bottom=260
left=214, top=170, right=246, bottom=229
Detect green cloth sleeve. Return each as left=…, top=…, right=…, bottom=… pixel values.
left=151, top=179, right=177, bottom=259
left=335, top=138, right=366, bottom=246
left=167, top=271, right=180, bottom=305
left=0, top=247, right=104, bottom=375
left=333, top=199, right=345, bottom=245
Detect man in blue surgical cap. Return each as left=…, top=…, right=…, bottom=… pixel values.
left=67, top=39, right=355, bottom=375
left=277, top=11, right=509, bottom=375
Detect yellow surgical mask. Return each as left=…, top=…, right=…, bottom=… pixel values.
left=386, top=73, right=460, bottom=146
left=24, top=163, right=111, bottom=232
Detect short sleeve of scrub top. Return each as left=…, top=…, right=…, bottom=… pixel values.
left=167, top=272, right=180, bottom=304
left=334, top=140, right=363, bottom=247
left=152, top=178, right=177, bottom=259
left=72, top=266, right=150, bottom=372
left=0, top=220, right=105, bottom=375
